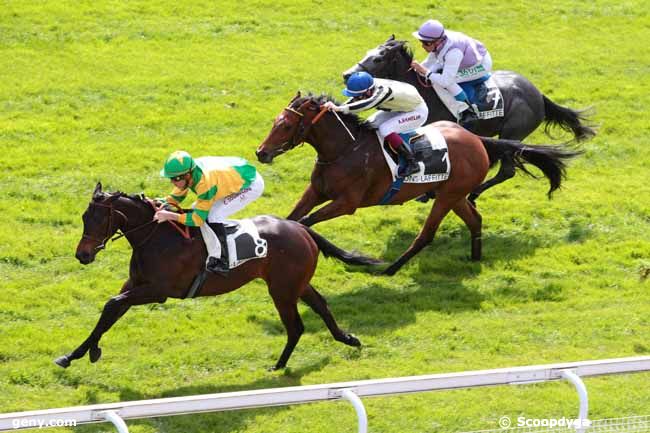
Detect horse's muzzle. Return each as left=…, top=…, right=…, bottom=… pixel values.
left=75, top=250, right=95, bottom=265
left=342, top=65, right=363, bottom=83
left=256, top=149, right=274, bottom=164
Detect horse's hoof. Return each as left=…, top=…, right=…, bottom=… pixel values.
left=54, top=355, right=71, bottom=369
left=268, top=363, right=285, bottom=372
left=345, top=334, right=362, bottom=347
left=89, top=347, right=102, bottom=363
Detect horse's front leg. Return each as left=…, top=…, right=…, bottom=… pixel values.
left=55, top=284, right=165, bottom=368
left=383, top=197, right=455, bottom=276
left=298, top=195, right=361, bottom=227
left=287, top=184, right=326, bottom=221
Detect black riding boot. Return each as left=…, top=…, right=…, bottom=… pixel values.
left=395, top=141, right=420, bottom=178
left=459, top=100, right=480, bottom=127
left=206, top=223, right=229, bottom=275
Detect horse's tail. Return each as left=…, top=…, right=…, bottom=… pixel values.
left=479, top=137, right=584, bottom=198
left=543, top=95, right=596, bottom=142
left=304, top=226, right=384, bottom=266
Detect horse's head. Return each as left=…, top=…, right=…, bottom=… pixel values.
left=256, top=92, right=325, bottom=163
left=75, top=183, right=127, bottom=264
left=343, top=35, right=412, bottom=82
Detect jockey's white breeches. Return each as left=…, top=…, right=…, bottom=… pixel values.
left=199, top=173, right=264, bottom=260
left=368, top=102, right=429, bottom=140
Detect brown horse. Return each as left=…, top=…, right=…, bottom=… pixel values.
left=343, top=37, right=595, bottom=203
left=55, top=183, right=381, bottom=370
left=256, top=93, right=580, bottom=275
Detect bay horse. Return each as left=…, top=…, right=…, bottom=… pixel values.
left=56, top=183, right=382, bottom=370
left=343, top=36, right=594, bottom=202
left=256, top=93, right=581, bottom=275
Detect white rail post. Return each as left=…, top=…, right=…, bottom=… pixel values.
left=98, top=411, right=129, bottom=433
left=560, top=369, right=589, bottom=433
left=341, top=389, right=368, bottom=433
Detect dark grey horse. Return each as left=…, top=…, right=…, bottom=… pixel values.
left=343, top=37, right=595, bottom=203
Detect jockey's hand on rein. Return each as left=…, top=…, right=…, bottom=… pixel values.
left=322, top=101, right=338, bottom=111
left=153, top=209, right=179, bottom=223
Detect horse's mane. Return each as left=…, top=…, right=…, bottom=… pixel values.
left=94, top=190, right=151, bottom=207
left=394, top=40, right=414, bottom=63
left=368, top=37, right=415, bottom=64
left=298, top=93, right=375, bottom=132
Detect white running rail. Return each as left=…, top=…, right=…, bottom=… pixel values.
left=1, top=356, right=649, bottom=433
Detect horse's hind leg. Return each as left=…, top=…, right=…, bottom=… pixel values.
left=468, top=154, right=516, bottom=204
left=383, top=196, right=456, bottom=276
left=452, top=199, right=483, bottom=261
left=271, top=300, right=304, bottom=370
left=300, top=284, right=360, bottom=347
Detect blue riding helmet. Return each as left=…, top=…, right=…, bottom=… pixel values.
left=343, top=72, right=375, bottom=97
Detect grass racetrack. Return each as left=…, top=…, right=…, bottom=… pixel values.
left=1, top=1, right=649, bottom=432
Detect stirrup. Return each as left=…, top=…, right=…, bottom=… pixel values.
left=206, top=256, right=229, bottom=275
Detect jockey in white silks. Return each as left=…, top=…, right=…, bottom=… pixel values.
left=410, top=19, right=493, bottom=124
left=323, top=72, right=428, bottom=178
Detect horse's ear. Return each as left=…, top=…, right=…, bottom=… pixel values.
left=291, top=91, right=301, bottom=103
left=387, top=34, right=395, bottom=42
left=93, top=182, right=102, bottom=197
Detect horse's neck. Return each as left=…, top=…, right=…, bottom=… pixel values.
left=309, top=120, right=378, bottom=168
left=115, top=198, right=156, bottom=246
left=393, top=54, right=452, bottom=121
left=308, top=118, right=362, bottom=162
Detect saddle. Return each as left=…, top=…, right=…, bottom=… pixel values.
left=379, top=125, right=451, bottom=184
left=208, top=219, right=268, bottom=270
left=377, top=125, right=451, bottom=205
left=459, top=75, right=504, bottom=120
left=184, top=219, right=268, bottom=298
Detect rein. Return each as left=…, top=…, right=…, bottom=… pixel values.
left=292, top=104, right=360, bottom=164
left=84, top=199, right=160, bottom=250
left=82, top=201, right=128, bottom=251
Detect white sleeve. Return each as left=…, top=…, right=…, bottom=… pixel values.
left=337, top=86, right=393, bottom=114
left=420, top=53, right=440, bottom=73
left=426, top=48, right=463, bottom=88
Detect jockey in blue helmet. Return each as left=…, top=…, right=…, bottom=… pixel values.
left=323, top=71, right=428, bottom=178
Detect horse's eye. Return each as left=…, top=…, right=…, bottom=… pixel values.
left=373, top=57, right=382, bottom=64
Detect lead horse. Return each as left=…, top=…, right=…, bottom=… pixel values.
left=56, top=183, right=381, bottom=370
left=343, top=37, right=595, bottom=202
left=256, top=93, right=581, bottom=275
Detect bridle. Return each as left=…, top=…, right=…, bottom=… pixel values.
left=82, top=198, right=158, bottom=250
left=283, top=106, right=311, bottom=149
left=271, top=103, right=324, bottom=155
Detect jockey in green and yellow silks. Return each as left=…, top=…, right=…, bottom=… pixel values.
left=155, top=150, right=265, bottom=274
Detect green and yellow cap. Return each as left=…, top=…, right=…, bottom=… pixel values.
left=160, top=150, right=196, bottom=178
